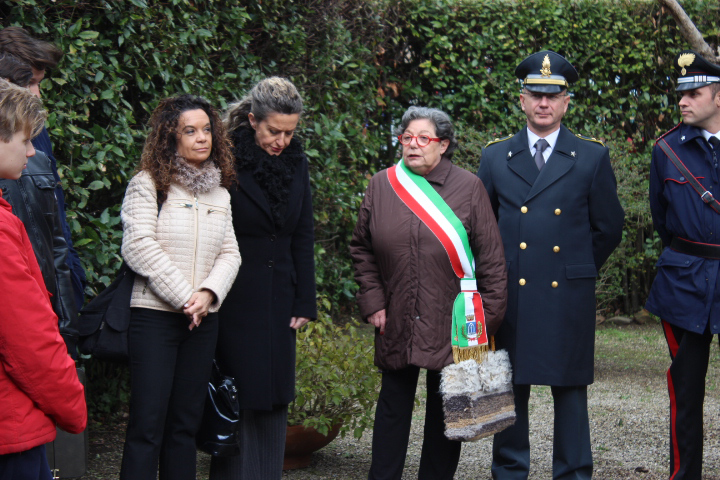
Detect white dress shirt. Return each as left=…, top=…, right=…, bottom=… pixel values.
left=702, top=129, right=720, bottom=147
left=527, top=128, right=561, bottom=163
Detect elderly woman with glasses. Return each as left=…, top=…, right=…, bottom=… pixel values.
left=350, top=106, right=508, bottom=479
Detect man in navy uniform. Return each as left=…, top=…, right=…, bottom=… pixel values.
left=477, top=50, right=624, bottom=479
left=646, top=50, right=720, bottom=480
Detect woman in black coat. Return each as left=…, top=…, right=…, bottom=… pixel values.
left=210, top=77, right=317, bottom=480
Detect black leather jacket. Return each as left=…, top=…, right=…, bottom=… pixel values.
left=0, top=150, right=78, bottom=357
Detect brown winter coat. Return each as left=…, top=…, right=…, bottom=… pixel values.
left=350, top=158, right=507, bottom=371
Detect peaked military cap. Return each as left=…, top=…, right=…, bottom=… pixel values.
left=674, top=49, right=720, bottom=91
left=515, top=50, right=579, bottom=94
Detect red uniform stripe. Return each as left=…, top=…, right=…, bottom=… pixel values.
left=662, top=320, right=681, bottom=479
left=387, top=166, right=465, bottom=278
left=663, top=320, right=679, bottom=358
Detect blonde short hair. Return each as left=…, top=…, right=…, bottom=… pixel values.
left=224, top=77, right=303, bottom=133
left=0, top=78, right=46, bottom=142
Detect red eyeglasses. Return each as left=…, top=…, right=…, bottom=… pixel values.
left=398, top=134, right=442, bottom=147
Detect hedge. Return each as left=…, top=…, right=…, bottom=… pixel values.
left=1, top=0, right=719, bottom=411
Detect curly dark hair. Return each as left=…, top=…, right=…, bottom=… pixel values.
left=138, top=94, right=236, bottom=202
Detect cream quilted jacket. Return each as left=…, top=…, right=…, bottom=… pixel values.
left=121, top=170, right=241, bottom=313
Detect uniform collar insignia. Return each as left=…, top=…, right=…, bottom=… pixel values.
left=508, top=151, right=512, bottom=158
left=681, top=135, right=686, bottom=141
left=571, top=151, right=576, bottom=157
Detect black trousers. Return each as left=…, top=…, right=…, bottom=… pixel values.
left=662, top=320, right=718, bottom=480
left=0, top=445, right=52, bottom=480
left=368, top=366, right=461, bottom=480
left=120, top=308, right=218, bottom=480
left=492, top=384, right=592, bottom=480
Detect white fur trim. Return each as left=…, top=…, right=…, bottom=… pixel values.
left=440, top=350, right=513, bottom=395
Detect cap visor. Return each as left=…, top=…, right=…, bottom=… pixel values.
left=524, top=84, right=566, bottom=94
left=676, top=81, right=715, bottom=91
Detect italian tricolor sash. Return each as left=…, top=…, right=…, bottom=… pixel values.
left=387, top=159, right=488, bottom=363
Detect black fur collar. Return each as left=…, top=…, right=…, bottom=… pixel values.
left=232, top=128, right=304, bottom=229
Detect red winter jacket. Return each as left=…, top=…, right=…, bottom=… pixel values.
left=0, top=195, right=87, bottom=455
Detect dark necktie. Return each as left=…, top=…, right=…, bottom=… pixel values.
left=711, top=136, right=720, bottom=168
left=534, top=138, right=549, bottom=171
left=710, top=136, right=720, bottom=150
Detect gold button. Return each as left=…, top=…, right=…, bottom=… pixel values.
left=521, top=206, right=528, bottom=213
left=519, top=278, right=526, bottom=286
left=520, top=242, right=527, bottom=250
left=553, top=246, right=560, bottom=253
left=552, top=281, right=558, bottom=288
left=555, top=209, right=561, bottom=215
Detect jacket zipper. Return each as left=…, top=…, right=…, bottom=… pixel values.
left=192, top=196, right=199, bottom=288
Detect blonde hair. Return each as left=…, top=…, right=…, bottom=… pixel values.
left=224, top=77, right=303, bottom=133
left=0, top=78, right=46, bottom=142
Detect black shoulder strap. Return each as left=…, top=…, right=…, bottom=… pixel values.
left=658, top=138, right=720, bottom=214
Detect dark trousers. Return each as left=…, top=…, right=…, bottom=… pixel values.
left=492, top=384, right=592, bottom=480
left=662, top=320, right=717, bottom=480
left=120, top=308, right=218, bottom=480
left=209, top=406, right=288, bottom=480
left=368, top=366, right=461, bottom=480
left=0, top=445, right=52, bottom=480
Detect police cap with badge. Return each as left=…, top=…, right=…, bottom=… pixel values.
left=515, top=50, right=579, bottom=94
left=675, top=49, right=720, bottom=91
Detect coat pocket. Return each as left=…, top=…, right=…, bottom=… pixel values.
left=200, top=201, right=228, bottom=216
left=565, top=263, right=597, bottom=279
left=31, top=173, right=57, bottom=190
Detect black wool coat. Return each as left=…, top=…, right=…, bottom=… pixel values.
left=477, top=125, right=624, bottom=386
left=216, top=133, right=317, bottom=411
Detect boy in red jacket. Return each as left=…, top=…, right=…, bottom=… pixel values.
left=0, top=79, right=86, bottom=480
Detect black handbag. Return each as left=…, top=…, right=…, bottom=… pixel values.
left=77, top=262, right=135, bottom=362
left=196, top=360, right=241, bottom=456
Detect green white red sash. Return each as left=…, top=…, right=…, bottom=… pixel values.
left=387, top=159, right=488, bottom=362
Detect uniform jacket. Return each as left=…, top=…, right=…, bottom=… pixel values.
left=351, top=158, right=507, bottom=372
left=0, top=195, right=86, bottom=455
left=477, top=125, right=624, bottom=386
left=32, top=128, right=86, bottom=310
left=0, top=150, right=78, bottom=355
left=216, top=130, right=317, bottom=411
left=646, top=122, right=720, bottom=334
left=121, top=169, right=241, bottom=313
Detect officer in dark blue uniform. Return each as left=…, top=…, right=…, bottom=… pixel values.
left=477, top=50, right=624, bottom=479
left=646, top=50, right=720, bottom=480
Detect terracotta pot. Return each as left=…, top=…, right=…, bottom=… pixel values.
left=283, top=422, right=342, bottom=470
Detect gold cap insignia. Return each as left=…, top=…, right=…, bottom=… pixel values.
left=540, top=54, right=552, bottom=77
left=678, top=53, right=695, bottom=76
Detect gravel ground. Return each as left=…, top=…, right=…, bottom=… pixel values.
left=81, top=323, right=720, bottom=479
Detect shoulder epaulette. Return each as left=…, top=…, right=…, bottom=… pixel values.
left=575, top=133, right=605, bottom=147
left=484, top=134, right=514, bottom=149
left=656, top=122, right=682, bottom=142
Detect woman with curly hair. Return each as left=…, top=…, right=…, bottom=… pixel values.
left=209, top=77, right=316, bottom=480
left=119, top=94, right=241, bottom=480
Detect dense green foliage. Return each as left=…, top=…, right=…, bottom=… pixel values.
left=1, top=0, right=719, bottom=414
left=289, top=315, right=379, bottom=438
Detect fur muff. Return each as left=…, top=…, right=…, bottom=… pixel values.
left=440, top=349, right=516, bottom=442
left=440, top=350, right=513, bottom=395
